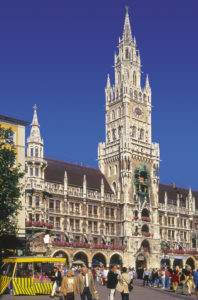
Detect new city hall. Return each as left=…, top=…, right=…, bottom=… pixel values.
left=4, top=10, right=198, bottom=270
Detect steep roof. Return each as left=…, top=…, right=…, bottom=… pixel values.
left=159, top=183, right=198, bottom=209
left=45, top=157, right=113, bottom=193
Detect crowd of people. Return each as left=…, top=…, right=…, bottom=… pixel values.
left=51, top=265, right=133, bottom=300
left=50, top=264, right=198, bottom=300
left=141, top=266, right=198, bottom=297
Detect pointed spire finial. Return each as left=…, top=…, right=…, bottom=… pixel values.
left=33, top=104, right=37, bottom=111
left=122, top=7, right=132, bottom=42
left=31, top=104, right=39, bottom=127
left=106, top=74, right=111, bottom=88
left=145, top=74, right=150, bottom=89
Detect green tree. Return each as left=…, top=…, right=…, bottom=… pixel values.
left=0, top=125, right=24, bottom=234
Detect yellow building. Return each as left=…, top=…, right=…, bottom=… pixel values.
left=0, top=115, right=29, bottom=236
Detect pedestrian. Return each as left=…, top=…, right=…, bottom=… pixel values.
left=194, top=268, right=198, bottom=300
left=165, top=268, right=170, bottom=288
left=153, top=269, right=159, bottom=288
left=50, top=266, right=62, bottom=297
left=60, top=270, right=77, bottom=300
left=172, top=270, right=179, bottom=293
left=116, top=267, right=131, bottom=300
left=160, top=268, right=165, bottom=289
left=77, top=267, right=96, bottom=300
left=186, top=271, right=195, bottom=296
left=179, top=269, right=187, bottom=294
left=128, top=268, right=134, bottom=284
left=143, top=268, right=150, bottom=286
left=107, top=265, right=118, bottom=300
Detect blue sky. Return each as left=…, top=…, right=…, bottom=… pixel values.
left=0, top=0, right=198, bottom=189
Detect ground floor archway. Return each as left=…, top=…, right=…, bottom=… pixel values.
left=73, top=251, right=88, bottom=267
left=92, top=253, right=106, bottom=267
left=110, top=253, right=122, bottom=266
left=53, top=250, right=69, bottom=267
left=173, top=258, right=183, bottom=269
left=136, top=254, right=147, bottom=279
left=186, top=257, right=195, bottom=270
left=160, top=258, right=170, bottom=268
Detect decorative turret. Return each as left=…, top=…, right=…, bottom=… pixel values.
left=145, top=74, right=151, bottom=91
left=26, top=105, right=47, bottom=184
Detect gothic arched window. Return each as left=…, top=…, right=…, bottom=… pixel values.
left=112, top=110, right=115, bottom=120
left=112, top=128, right=116, bottom=141
left=133, top=71, right=137, bottom=86
left=139, top=129, right=144, bottom=141
left=125, top=48, right=129, bottom=59
left=131, top=126, right=136, bottom=138
left=134, top=90, right=137, bottom=100
left=35, top=147, right=38, bottom=158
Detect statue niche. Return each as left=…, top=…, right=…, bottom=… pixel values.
left=134, top=164, right=150, bottom=203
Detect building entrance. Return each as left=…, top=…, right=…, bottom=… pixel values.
left=136, top=254, right=147, bottom=279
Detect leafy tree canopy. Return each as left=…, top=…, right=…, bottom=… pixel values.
left=0, top=125, right=24, bottom=234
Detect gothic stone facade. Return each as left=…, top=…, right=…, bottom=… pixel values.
left=25, top=11, right=198, bottom=270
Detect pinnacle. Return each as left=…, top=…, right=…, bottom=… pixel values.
left=106, top=74, right=111, bottom=88
left=122, top=7, right=132, bottom=42
left=31, top=104, right=40, bottom=127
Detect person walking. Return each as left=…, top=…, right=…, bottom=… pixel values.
left=165, top=268, right=170, bottom=288
left=116, top=267, right=131, bottom=300
left=186, top=271, right=195, bottom=296
left=194, top=269, right=198, bottom=300
left=107, top=265, right=118, bottom=300
left=160, top=268, right=166, bottom=289
left=51, top=266, right=62, bottom=297
left=77, top=267, right=96, bottom=300
left=143, top=268, right=150, bottom=286
left=60, top=270, right=77, bottom=300
left=172, top=270, right=179, bottom=293
left=180, top=269, right=187, bottom=294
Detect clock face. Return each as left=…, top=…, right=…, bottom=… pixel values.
left=134, top=107, right=142, bottom=116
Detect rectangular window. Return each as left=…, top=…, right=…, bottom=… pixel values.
left=159, top=215, right=162, bottom=225
left=94, top=206, right=97, bottom=215
left=70, top=203, right=74, bottom=213
left=184, top=232, right=187, bottom=240
left=49, top=199, right=54, bottom=209
left=31, top=148, right=34, bottom=156
left=111, top=223, right=114, bottom=234
left=76, top=220, right=79, bottom=231
left=30, top=167, right=33, bottom=176
left=56, top=217, right=60, bottom=229
left=56, top=200, right=60, bottom=210
left=88, top=205, right=92, bottom=215
left=49, top=216, right=54, bottom=225
left=172, top=218, right=174, bottom=226
left=110, top=239, right=115, bottom=245
left=75, top=203, right=79, bottom=213
left=88, top=221, right=92, bottom=232
left=29, top=196, right=32, bottom=207
left=168, top=230, right=171, bottom=238
left=36, top=214, right=40, bottom=222
left=168, top=217, right=171, bottom=225
left=106, top=223, right=109, bottom=234
left=93, top=237, right=98, bottom=244
left=106, top=207, right=109, bottom=217
left=172, top=231, right=174, bottom=239
left=35, top=168, right=39, bottom=176
left=110, top=208, right=114, bottom=217
left=35, top=148, right=38, bottom=158
left=29, top=213, right=32, bottom=221
left=94, top=222, right=97, bottom=232
left=184, top=219, right=186, bottom=228
left=35, top=196, right=39, bottom=207
left=70, top=219, right=74, bottom=230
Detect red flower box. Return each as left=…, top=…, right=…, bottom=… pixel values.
left=134, top=216, right=138, bottom=220
left=142, top=232, right=151, bottom=237
left=142, top=217, right=151, bottom=222
left=134, top=232, right=139, bottom=236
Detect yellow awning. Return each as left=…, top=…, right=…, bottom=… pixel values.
left=2, top=257, right=66, bottom=263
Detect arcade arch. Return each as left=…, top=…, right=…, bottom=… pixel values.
left=110, top=253, right=123, bottom=266
left=73, top=251, right=88, bottom=267
left=52, top=250, right=69, bottom=267
left=92, top=252, right=106, bottom=267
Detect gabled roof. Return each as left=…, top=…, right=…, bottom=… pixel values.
left=45, top=157, right=113, bottom=193
left=159, top=183, right=198, bottom=209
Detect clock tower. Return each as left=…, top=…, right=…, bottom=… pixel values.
left=98, top=9, right=161, bottom=267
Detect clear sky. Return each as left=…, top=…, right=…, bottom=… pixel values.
left=0, top=0, right=198, bottom=189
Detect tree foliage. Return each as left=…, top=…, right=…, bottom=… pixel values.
left=0, top=125, right=24, bottom=234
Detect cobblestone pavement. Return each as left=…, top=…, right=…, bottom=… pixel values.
left=1, top=280, right=196, bottom=300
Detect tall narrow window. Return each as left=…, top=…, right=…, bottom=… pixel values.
left=30, top=148, right=34, bottom=157
left=35, top=168, right=39, bottom=177
left=35, top=148, right=38, bottom=158
left=133, top=72, right=137, bottom=86
left=30, top=167, right=33, bottom=176
left=125, top=48, right=129, bottom=59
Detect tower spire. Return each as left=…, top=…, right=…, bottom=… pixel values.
left=28, top=104, right=43, bottom=144
left=122, top=7, right=132, bottom=42
left=145, top=74, right=150, bottom=89
left=106, top=73, right=111, bottom=88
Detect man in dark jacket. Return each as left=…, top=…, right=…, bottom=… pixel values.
left=107, top=265, right=118, bottom=300
left=50, top=266, right=62, bottom=297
